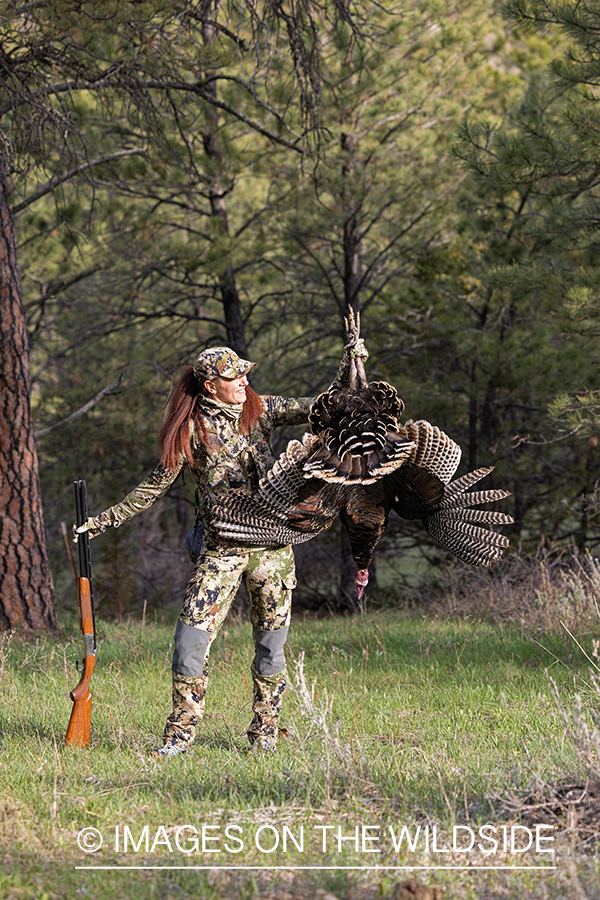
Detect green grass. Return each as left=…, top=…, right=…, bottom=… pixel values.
left=0, top=609, right=598, bottom=899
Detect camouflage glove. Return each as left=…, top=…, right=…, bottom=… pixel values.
left=73, top=509, right=113, bottom=541
left=345, top=336, right=368, bottom=361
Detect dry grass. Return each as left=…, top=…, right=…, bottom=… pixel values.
left=496, top=671, right=600, bottom=854
left=420, top=547, right=600, bottom=632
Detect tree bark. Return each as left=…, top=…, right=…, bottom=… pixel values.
left=0, top=164, right=55, bottom=630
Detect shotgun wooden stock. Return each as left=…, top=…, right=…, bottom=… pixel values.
left=65, top=578, right=96, bottom=747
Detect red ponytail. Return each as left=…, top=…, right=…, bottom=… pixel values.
left=240, top=384, right=265, bottom=436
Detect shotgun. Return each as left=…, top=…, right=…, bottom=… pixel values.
left=65, top=480, right=97, bottom=748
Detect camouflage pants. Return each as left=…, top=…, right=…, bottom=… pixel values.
left=162, top=543, right=295, bottom=751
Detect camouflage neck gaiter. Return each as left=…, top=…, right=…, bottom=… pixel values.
left=201, top=396, right=244, bottom=424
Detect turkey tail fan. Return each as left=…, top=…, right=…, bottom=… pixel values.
left=402, top=420, right=462, bottom=484
left=303, top=430, right=414, bottom=484
left=308, top=381, right=404, bottom=433
left=424, top=465, right=514, bottom=566
left=305, top=382, right=414, bottom=484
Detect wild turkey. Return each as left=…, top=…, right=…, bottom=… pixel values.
left=207, top=312, right=513, bottom=598
left=303, top=308, right=415, bottom=484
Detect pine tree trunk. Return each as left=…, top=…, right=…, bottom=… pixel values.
left=0, top=165, right=55, bottom=630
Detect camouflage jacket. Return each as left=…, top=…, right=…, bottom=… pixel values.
left=99, top=395, right=312, bottom=545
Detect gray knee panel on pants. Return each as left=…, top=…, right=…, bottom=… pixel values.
left=172, top=620, right=211, bottom=677
left=254, top=627, right=289, bottom=676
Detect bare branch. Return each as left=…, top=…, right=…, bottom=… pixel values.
left=0, top=62, right=132, bottom=118
left=137, top=79, right=304, bottom=152
left=202, top=19, right=248, bottom=51
left=23, top=267, right=101, bottom=310
left=34, top=376, right=123, bottom=438
left=11, top=149, right=146, bottom=214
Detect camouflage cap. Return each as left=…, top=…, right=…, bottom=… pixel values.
left=193, top=347, right=255, bottom=382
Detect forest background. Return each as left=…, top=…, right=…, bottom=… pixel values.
left=2, top=0, right=600, bottom=630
